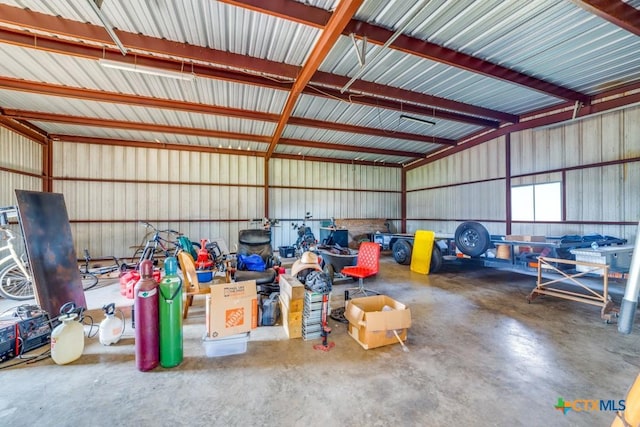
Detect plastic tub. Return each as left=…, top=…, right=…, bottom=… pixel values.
left=196, top=269, right=213, bottom=283
left=202, top=332, right=249, bottom=357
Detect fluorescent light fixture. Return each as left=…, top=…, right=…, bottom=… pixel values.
left=400, top=114, right=436, bottom=126
left=98, top=59, right=195, bottom=81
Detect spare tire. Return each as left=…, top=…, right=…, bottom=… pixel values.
left=455, top=221, right=490, bottom=257
left=392, top=239, right=412, bottom=265
left=430, top=246, right=443, bottom=274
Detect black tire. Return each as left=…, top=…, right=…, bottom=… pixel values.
left=392, top=239, right=413, bottom=265
left=0, top=264, right=34, bottom=300
left=80, top=272, right=99, bottom=291
left=430, top=246, right=443, bottom=274
left=455, top=221, right=490, bottom=257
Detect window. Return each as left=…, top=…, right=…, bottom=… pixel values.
left=511, top=182, right=561, bottom=221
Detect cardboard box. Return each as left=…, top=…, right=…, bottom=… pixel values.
left=279, top=293, right=304, bottom=312
left=279, top=295, right=302, bottom=339
left=279, top=274, right=306, bottom=300
left=344, top=295, right=411, bottom=350
left=207, top=280, right=258, bottom=338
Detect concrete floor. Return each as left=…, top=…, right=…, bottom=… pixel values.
left=1, top=253, right=640, bottom=427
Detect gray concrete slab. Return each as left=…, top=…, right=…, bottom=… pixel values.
left=1, top=254, right=639, bottom=426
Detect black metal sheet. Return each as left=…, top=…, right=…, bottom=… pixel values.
left=15, top=190, right=86, bottom=317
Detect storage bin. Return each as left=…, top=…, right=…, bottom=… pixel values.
left=196, top=269, right=213, bottom=283
left=202, top=332, right=249, bottom=357
left=278, top=246, right=296, bottom=258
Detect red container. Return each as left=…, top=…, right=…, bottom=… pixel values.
left=120, top=269, right=161, bottom=299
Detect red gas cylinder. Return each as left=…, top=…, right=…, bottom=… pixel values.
left=134, top=260, right=159, bottom=371
left=195, top=239, right=214, bottom=270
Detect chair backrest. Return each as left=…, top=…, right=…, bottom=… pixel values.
left=238, top=229, right=273, bottom=261
left=356, top=242, right=380, bottom=273
left=177, top=251, right=201, bottom=293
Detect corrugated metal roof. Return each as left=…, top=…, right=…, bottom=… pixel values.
left=0, top=0, right=639, bottom=166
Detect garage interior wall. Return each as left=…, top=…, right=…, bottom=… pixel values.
left=0, top=129, right=402, bottom=258
left=406, top=104, right=640, bottom=242
left=269, top=157, right=402, bottom=243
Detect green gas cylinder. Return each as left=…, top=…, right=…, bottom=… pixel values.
left=159, top=256, right=183, bottom=368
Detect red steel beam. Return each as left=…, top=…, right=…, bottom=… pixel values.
left=0, top=77, right=444, bottom=145
left=272, top=152, right=401, bottom=167
left=0, top=115, right=48, bottom=144
left=288, top=117, right=455, bottom=145
left=3, top=109, right=273, bottom=143
left=406, top=89, right=640, bottom=171
left=279, top=138, right=425, bottom=158
left=303, top=84, right=501, bottom=127
left=0, top=4, right=512, bottom=123
left=265, top=0, right=364, bottom=158
left=0, top=76, right=280, bottom=122
left=221, top=0, right=590, bottom=104
left=572, top=0, right=640, bottom=37
left=50, top=134, right=266, bottom=157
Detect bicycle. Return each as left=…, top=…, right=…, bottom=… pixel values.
left=0, top=206, right=104, bottom=300
left=78, top=249, right=123, bottom=291
left=0, top=207, right=32, bottom=300
left=122, top=221, right=199, bottom=271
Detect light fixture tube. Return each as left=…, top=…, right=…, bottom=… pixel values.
left=98, top=59, right=195, bottom=81
left=400, top=114, right=436, bottom=126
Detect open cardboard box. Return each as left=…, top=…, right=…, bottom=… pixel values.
left=344, top=295, right=411, bottom=350
left=206, top=280, right=258, bottom=338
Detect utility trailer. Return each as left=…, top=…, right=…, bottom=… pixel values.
left=371, top=221, right=628, bottom=275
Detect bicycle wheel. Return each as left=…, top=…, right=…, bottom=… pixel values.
left=80, top=271, right=99, bottom=291
left=0, top=263, right=34, bottom=300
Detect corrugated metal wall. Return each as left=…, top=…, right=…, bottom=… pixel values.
left=53, top=141, right=265, bottom=259
left=0, top=127, right=43, bottom=202
left=48, top=142, right=402, bottom=258
left=269, top=158, right=402, bottom=248
left=511, top=105, right=640, bottom=240
left=406, top=137, right=506, bottom=235
left=0, top=126, right=43, bottom=255
left=407, top=105, right=640, bottom=242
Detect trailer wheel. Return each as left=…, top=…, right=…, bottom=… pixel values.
left=430, top=246, right=443, bottom=273
left=392, top=240, right=412, bottom=265
left=455, top=221, right=490, bottom=257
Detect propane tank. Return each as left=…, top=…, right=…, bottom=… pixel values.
left=134, top=260, right=159, bottom=371
left=99, top=302, right=125, bottom=345
left=51, top=302, right=85, bottom=365
left=159, top=256, right=183, bottom=368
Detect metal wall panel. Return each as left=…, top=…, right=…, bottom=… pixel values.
left=409, top=105, right=640, bottom=241
left=0, top=127, right=43, bottom=206
left=53, top=141, right=265, bottom=258
left=269, top=158, right=401, bottom=248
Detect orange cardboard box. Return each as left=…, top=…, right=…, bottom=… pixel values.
left=207, top=280, right=258, bottom=338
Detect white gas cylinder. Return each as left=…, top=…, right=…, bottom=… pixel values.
left=51, top=313, right=85, bottom=365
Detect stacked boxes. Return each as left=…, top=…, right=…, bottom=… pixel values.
left=278, top=274, right=304, bottom=339
left=302, top=290, right=323, bottom=340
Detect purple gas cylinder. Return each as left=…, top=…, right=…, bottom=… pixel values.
left=134, top=259, right=159, bottom=371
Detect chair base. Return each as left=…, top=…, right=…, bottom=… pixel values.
left=345, top=278, right=379, bottom=298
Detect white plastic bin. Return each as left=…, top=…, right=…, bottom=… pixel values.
left=202, top=332, right=249, bottom=357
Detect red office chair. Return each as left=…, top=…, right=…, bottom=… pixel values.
left=341, top=242, right=381, bottom=298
